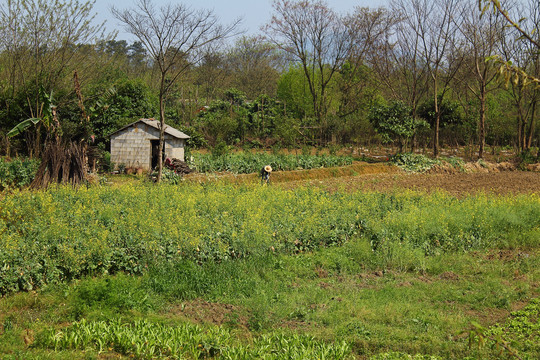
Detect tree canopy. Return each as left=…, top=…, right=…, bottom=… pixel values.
left=0, top=0, right=538, bottom=161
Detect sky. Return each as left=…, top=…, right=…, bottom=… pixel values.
left=92, top=0, right=388, bottom=42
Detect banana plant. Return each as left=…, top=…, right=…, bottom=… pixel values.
left=7, top=86, right=57, bottom=138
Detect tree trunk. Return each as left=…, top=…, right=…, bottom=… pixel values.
left=478, top=88, right=486, bottom=159
left=34, top=123, right=42, bottom=159
left=522, top=115, right=527, bottom=152
left=433, top=82, right=440, bottom=158
left=517, top=115, right=522, bottom=151
left=527, top=97, right=537, bottom=149
left=157, top=85, right=165, bottom=183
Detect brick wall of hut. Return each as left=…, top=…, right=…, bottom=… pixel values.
left=110, top=122, right=185, bottom=170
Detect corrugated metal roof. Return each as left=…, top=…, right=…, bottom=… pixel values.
left=110, top=119, right=190, bottom=139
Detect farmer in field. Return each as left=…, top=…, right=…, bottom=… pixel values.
left=260, top=165, right=272, bottom=184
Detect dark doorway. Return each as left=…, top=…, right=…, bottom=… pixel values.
left=151, top=140, right=165, bottom=169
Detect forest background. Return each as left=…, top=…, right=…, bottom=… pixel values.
left=0, top=0, right=538, bottom=163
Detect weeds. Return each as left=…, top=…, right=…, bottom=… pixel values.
left=440, top=156, right=466, bottom=172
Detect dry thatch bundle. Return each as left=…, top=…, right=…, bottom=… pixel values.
left=31, top=141, right=87, bottom=189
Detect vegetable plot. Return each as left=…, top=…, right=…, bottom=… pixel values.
left=190, top=153, right=353, bottom=173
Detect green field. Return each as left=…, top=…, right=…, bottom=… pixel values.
left=0, top=181, right=539, bottom=359
left=189, top=153, right=354, bottom=174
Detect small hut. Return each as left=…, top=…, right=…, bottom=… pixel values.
left=110, top=119, right=190, bottom=171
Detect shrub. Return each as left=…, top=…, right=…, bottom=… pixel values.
left=0, top=157, right=39, bottom=190
left=368, top=101, right=428, bottom=153
left=391, top=153, right=439, bottom=173
left=518, top=148, right=539, bottom=170
left=155, top=168, right=182, bottom=184
left=100, top=151, right=114, bottom=173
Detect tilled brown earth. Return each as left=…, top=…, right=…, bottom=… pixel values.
left=282, top=171, right=540, bottom=196
left=184, top=161, right=539, bottom=196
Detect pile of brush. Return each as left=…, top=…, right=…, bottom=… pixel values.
left=164, top=158, right=192, bottom=175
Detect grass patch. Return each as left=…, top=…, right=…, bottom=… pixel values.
left=1, top=244, right=539, bottom=358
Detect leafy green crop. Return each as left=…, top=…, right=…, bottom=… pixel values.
left=36, top=318, right=352, bottom=359
left=371, top=352, right=442, bottom=360
left=190, top=152, right=353, bottom=173
left=481, top=298, right=540, bottom=358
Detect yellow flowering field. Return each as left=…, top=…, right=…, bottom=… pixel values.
left=1, top=183, right=538, bottom=295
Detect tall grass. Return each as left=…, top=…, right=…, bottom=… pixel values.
left=1, top=183, right=538, bottom=295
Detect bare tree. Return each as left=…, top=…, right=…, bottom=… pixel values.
left=264, top=0, right=352, bottom=144
left=519, top=0, right=539, bottom=150
left=195, top=51, right=231, bottom=101
left=457, top=1, right=504, bottom=159
left=479, top=0, right=539, bottom=88
left=397, top=0, right=464, bottom=157
left=112, top=0, right=239, bottom=181
left=497, top=0, right=540, bottom=151
left=226, top=36, right=284, bottom=99
left=341, top=7, right=398, bottom=115
left=480, top=0, right=540, bottom=49
left=380, top=2, right=430, bottom=124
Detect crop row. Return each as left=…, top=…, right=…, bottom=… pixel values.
left=37, top=318, right=351, bottom=359
left=1, top=184, right=538, bottom=295
left=189, top=153, right=354, bottom=173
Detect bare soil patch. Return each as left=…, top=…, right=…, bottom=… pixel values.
left=464, top=307, right=511, bottom=328
left=439, top=271, right=460, bottom=281
left=185, top=160, right=539, bottom=196
left=284, top=171, right=540, bottom=196
left=167, top=299, right=248, bottom=328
